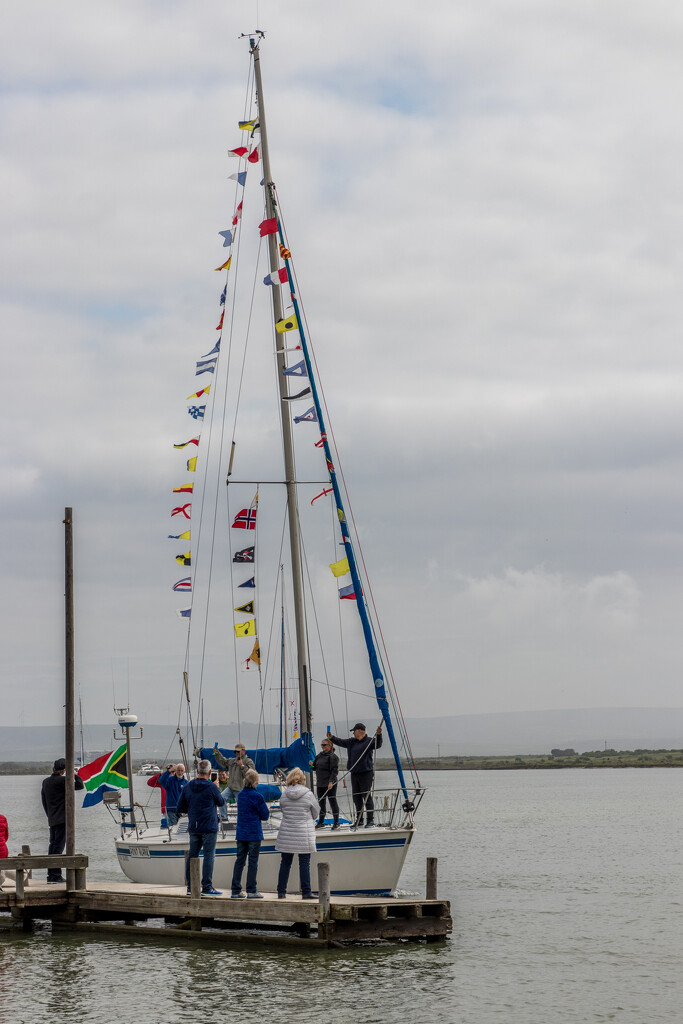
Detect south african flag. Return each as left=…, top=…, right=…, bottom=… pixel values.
left=78, top=744, right=129, bottom=807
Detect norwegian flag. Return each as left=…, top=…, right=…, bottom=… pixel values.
left=232, top=507, right=258, bottom=530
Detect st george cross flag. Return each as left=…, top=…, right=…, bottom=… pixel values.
left=233, top=546, right=255, bottom=563
left=196, top=359, right=217, bottom=375
left=234, top=601, right=254, bottom=614
left=219, top=229, right=233, bottom=246
left=276, top=313, right=298, bottom=333
left=283, top=360, right=308, bottom=378
left=173, top=483, right=194, bottom=493
left=228, top=146, right=249, bottom=158
left=329, top=557, right=350, bottom=578
left=173, top=577, right=192, bottom=592
left=171, top=504, right=191, bottom=519
left=294, top=407, right=318, bottom=424
left=263, top=267, right=288, bottom=287
left=78, top=745, right=128, bottom=807
left=339, top=584, right=357, bottom=600
left=238, top=576, right=256, bottom=588
left=232, top=507, right=257, bottom=530
left=188, top=406, right=206, bottom=420
left=174, top=436, right=199, bottom=449
left=259, top=217, right=278, bottom=236
left=234, top=619, right=256, bottom=637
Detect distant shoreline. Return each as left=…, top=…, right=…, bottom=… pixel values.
left=3, top=749, right=683, bottom=775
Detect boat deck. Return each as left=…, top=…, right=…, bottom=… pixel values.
left=0, top=878, right=451, bottom=947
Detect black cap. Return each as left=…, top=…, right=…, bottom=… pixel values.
left=351, top=723, right=366, bottom=732
left=53, top=757, right=66, bottom=772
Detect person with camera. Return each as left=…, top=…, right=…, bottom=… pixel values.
left=176, top=759, right=226, bottom=896
left=158, top=763, right=188, bottom=826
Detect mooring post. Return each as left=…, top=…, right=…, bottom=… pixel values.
left=189, top=857, right=201, bottom=899
left=317, top=862, right=330, bottom=920
left=64, top=507, right=76, bottom=892
left=426, top=857, right=438, bottom=900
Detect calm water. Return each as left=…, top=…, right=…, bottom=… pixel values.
left=1, top=769, right=682, bottom=1024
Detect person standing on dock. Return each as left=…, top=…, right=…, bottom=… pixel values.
left=207, top=743, right=255, bottom=803
left=275, top=768, right=320, bottom=900
left=158, top=763, right=188, bottom=826
left=40, top=758, right=85, bottom=883
left=176, top=759, right=226, bottom=896
left=231, top=768, right=269, bottom=899
left=327, top=723, right=382, bottom=828
left=311, top=737, right=340, bottom=830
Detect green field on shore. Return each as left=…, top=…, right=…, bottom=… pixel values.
left=3, top=748, right=683, bottom=775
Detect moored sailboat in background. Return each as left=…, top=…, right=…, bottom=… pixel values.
left=113, top=33, right=423, bottom=895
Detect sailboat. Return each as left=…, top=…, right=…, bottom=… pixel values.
left=114, top=33, right=423, bottom=896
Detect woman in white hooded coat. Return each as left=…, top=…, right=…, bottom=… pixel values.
left=275, top=768, right=320, bottom=899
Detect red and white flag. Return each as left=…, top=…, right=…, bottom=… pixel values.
left=263, top=267, right=288, bottom=287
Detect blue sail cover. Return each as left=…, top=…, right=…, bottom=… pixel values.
left=200, top=737, right=314, bottom=777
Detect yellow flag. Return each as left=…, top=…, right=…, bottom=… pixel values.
left=215, top=256, right=232, bottom=272
left=174, top=530, right=191, bottom=541
left=249, top=639, right=261, bottom=666
left=186, top=457, right=197, bottom=472
left=186, top=386, right=210, bottom=400
left=276, top=313, right=298, bottom=333
left=329, top=557, right=350, bottom=578
left=176, top=552, right=191, bottom=565
left=234, top=619, right=256, bottom=637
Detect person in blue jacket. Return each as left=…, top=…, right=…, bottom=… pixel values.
left=158, top=763, right=188, bottom=826
left=176, top=760, right=226, bottom=896
left=231, top=768, right=270, bottom=899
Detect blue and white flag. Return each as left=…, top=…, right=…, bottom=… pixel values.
left=188, top=405, right=205, bottom=420
left=294, top=407, right=318, bottom=424
left=202, top=340, right=220, bottom=358
left=238, top=576, right=256, bottom=588
left=283, top=387, right=311, bottom=402
left=219, top=229, right=233, bottom=247
left=173, top=577, right=192, bottom=592
left=283, top=360, right=308, bottom=378
left=220, top=286, right=226, bottom=306
left=196, top=358, right=217, bottom=376
left=228, top=171, right=247, bottom=186
left=176, top=608, right=191, bottom=619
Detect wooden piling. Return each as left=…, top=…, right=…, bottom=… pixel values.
left=426, top=857, right=438, bottom=900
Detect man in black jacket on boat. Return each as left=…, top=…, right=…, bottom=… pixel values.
left=327, top=723, right=382, bottom=828
left=40, top=758, right=85, bottom=883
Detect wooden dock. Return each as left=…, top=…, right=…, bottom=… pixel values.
left=0, top=855, right=451, bottom=947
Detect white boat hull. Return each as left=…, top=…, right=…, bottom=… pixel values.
left=115, top=824, right=414, bottom=896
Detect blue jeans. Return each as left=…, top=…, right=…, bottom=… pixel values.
left=186, top=831, right=218, bottom=891
left=219, top=788, right=238, bottom=820
left=166, top=809, right=179, bottom=826
left=232, top=839, right=261, bottom=894
left=277, top=852, right=312, bottom=897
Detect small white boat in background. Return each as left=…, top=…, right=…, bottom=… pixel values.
left=136, top=763, right=161, bottom=777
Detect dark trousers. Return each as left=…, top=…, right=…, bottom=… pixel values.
left=316, top=784, right=339, bottom=820
left=166, top=809, right=179, bottom=826
left=185, top=831, right=218, bottom=891
left=277, top=852, right=312, bottom=897
left=232, top=839, right=261, bottom=894
left=47, top=823, right=66, bottom=880
left=351, top=770, right=375, bottom=824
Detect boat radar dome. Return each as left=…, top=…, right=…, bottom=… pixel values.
left=118, top=713, right=138, bottom=728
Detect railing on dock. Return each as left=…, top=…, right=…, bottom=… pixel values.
left=0, top=855, right=88, bottom=897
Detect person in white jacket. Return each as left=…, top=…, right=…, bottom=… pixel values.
left=275, top=768, right=320, bottom=899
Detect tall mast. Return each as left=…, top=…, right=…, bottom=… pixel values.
left=250, top=36, right=311, bottom=742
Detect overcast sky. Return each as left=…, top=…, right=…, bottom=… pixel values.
left=3, top=0, right=683, bottom=733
